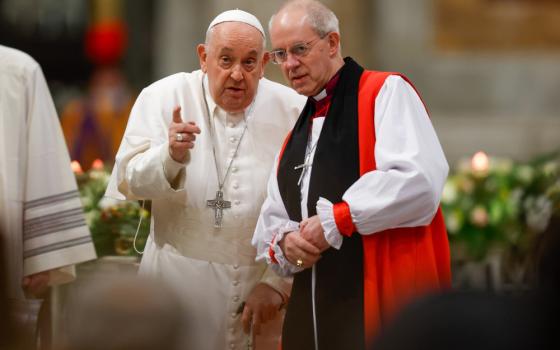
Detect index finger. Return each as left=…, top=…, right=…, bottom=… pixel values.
left=172, top=106, right=183, bottom=124
left=241, top=304, right=252, bottom=334
left=252, top=311, right=262, bottom=336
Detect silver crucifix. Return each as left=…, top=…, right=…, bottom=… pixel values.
left=206, top=190, right=231, bottom=228
left=294, top=161, right=312, bottom=186
left=294, top=145, right=316, bottom=187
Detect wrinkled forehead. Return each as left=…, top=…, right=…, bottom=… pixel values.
left=207, top=22, right=265, bottom=52
left=270, top=12, right=316, bottom=48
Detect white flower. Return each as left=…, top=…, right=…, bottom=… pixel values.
left=98, top=196, right=122, bottom=209
left=525, top=195, right=553, bottom=232
left=493, top=158, right=513, bottom=174
left=516, top=165, right=534, bottom=184
left=85, top=211, right=96, bottom=227
left=542, top=162, right=558, bottom=177
left=446, top=211, right=462, bottom=234
left=80, top=195, right=92, bottom=208
left=442, top=181, right=458, bottom=204
left=89, top=169, right=109, bottom=182
left=470, top=206, right=488, bottom=227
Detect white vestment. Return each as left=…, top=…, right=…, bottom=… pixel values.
left=106, top=70, right=305, bottom=350
left=253, top=75, right=449, bottom=276
left=0, top=45, right=97, bottom=300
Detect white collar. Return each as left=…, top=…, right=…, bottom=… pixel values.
left=312, top=88, right=327, bottom=102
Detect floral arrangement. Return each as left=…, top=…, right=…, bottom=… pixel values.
left=71, top=151, right=560, bottom=273
left=442, top=151, right=560, bottom=272
left=73, top=159, right=150, bottom=257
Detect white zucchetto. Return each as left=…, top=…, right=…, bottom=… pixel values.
left=208, top=9, right=265, bottom=38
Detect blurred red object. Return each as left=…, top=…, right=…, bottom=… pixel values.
left=85, top=21, right=127, bottom=66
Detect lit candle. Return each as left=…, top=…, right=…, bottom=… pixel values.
left=92, top=158, right=104, bottom=170
left=71, top=160, right=84, bottom=174
left=471, top=151, right=489, bottom=174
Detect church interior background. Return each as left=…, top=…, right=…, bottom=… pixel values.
left=1, top=0, right=560, bottom=348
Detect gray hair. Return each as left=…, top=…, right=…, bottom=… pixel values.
left=269, top=0, right=340, bottom=38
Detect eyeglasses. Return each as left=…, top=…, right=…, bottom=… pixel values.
left=269, top=36, right=326, bottom=64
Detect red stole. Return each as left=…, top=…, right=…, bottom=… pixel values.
left=358, top=71, right=451, bottom=344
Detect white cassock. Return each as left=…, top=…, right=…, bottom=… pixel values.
left=0, top=45, right=97, bottom=301
left=105, top=70, right=305, bottom=350
left=253, top=75, right=449, bottom=276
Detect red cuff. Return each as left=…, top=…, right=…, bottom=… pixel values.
left=269, top=234, right=279, bottom=264
left=333, top=201, right=356, bottom=237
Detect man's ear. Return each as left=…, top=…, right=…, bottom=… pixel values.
left=197, top=44, right=208, bottom=73
left=260, top=51, right=270, bottom=78
left=327, top=32, right=341, bottom=57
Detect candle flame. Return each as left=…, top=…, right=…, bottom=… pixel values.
left=471, top=151, right=489, bottom=173
left=71, top=160, right=84, bottom=174
left=92, top=158, right=104, bottom=170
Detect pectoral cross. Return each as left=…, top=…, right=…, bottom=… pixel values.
left=206, top=190, right=231, bottom=228
left=294, top=143, right=316, bottom=187
left=294, top=160, right=312, bottom=187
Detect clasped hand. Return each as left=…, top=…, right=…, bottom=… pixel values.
left=279, top=215, right=330, bottom=269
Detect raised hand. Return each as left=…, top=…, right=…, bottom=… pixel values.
left=168, top=106, right=201, bottom=163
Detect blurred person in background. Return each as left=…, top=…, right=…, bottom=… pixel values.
left=62, top=276, right=185, bottom=350
left=105, top=9, right=305, bottom=350
left=370, top=290, right=540, bottom=350
left=0, top=233, right=14, bottom=350
left=371, top=214, right=560, bottom=350
left=60, top=0, right=134, bottom=171
left=0, top=45, right=97, bottom=349
left=253, top=1, right=450, bottom=348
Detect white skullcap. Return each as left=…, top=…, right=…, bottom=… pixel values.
left=208, top=9, right=265, bottom=37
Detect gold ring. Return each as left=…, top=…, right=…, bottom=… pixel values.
left=296, top=258, right=303, bottom=267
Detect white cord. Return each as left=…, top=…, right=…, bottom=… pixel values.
left=133, top=200, right=146, bottom=255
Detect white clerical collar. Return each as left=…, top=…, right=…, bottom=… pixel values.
left=312, top=89, right=328, bottom=102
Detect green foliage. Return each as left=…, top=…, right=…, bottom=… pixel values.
left=76, top=165, right=150, bottom=257
left=442, top=152, right=560, bottom=263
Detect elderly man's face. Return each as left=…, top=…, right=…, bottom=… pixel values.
left=270, top=10, right=334, bottom=97
left=198, top=22, right=268, bottom=113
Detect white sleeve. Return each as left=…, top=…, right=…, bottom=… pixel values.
left=317, top=75, right=449, bottom=237
left=105, top=88, right=188, bottom=200
left=252, top=154, right=304, bottom=277
left=23, top=63, right=97, bottom=277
